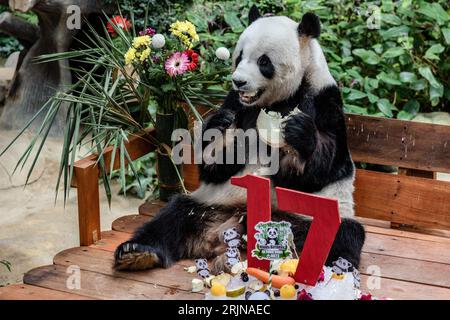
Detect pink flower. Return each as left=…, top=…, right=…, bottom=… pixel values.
left=139, top=27, right=156, bottom=37
left=165, top=52, right=189, bottom=77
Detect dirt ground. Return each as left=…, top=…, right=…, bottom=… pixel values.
left=0, top=130, right=145, bottom=286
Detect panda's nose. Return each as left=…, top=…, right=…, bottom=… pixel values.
left=232, top=79, right=247, bottom=88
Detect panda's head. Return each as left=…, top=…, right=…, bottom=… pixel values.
left=267, top=227, right=278, bottom=239
left=232, top=5, right=330, bottom=107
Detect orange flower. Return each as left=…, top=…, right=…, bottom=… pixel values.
left=184, top=49, right=199, bottom=71
left=106, top=16, right=131, bottom=37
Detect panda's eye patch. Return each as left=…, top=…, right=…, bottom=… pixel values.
left=258, top=55, right=270, bottom=66
left=257, top=54, right=275, bottom=79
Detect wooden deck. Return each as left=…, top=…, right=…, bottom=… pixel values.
left=1, top=200, right=450, bottom=300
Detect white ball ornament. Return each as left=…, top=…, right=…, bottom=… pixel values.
left=152, top=34, right=166, bottom=49
left=215, top=47, right=231, bottom=60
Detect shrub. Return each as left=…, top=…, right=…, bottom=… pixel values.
left=183, top=0, right=449, bottom=117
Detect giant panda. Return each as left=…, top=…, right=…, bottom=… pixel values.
left=114, top=6, right=365, bottom=274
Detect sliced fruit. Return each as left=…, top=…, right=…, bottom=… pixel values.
left=211, top=283, right=227, bottom=297
left=226, top=286, right=246, bottom=298
left=280, top=284, right=296, bottom=299
left=211, top=273, right=231, bottom=287
left=192, top=278, right=204, bottom=292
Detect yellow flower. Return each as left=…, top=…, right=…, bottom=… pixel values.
left=132, top=35, right=152, bottom=49
left=170, top=20, right=199, bottom=48
left=140, top=48, right=151, bottom=62
left=124, top=48, right=137, bottom=65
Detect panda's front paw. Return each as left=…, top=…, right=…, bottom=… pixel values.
left=204, top=109, right=236, bottom=133
left=283, top=112, right=317, bottom=159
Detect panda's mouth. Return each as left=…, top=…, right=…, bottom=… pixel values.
left=238, top=88, right=265, bottom=104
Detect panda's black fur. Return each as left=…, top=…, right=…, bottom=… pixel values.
left=114, top=7, right=365, bottom=273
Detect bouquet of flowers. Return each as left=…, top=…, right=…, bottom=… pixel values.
left=1, top=11, right=231, bottom=203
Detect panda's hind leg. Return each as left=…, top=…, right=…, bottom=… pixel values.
left=114, top=194, right=244, bottom=271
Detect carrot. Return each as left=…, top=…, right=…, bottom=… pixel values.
left=247, top=267, right=296, bottom=289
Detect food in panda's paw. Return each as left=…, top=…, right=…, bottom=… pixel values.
left=256, top=107, right=302, bottom=148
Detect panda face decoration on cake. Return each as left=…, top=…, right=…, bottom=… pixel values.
left=232, top=6, right=322, bottom=107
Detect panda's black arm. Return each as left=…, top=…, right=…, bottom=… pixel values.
left=282, top=85, right=353, bottom=189
left=198, top=90, right=247, bottom=184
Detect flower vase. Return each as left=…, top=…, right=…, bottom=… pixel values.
left=156, top=111, right=182, bottom=201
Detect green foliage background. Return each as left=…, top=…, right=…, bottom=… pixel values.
left=180, top=0, right=449, bottom=119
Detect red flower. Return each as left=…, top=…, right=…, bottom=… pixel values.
left=183, top=49, right=199, bottom=71
left=106, top=16, right=131, bottom=37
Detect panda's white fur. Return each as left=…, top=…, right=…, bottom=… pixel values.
left=193, top=15, right=354, bottom=218
left=232, top=16, right=335, bottom=107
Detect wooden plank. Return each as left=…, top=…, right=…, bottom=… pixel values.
left=24, top=265, right=201, bottom=300
left=74, top=160, right=100, bottom=246
left=0, top=284, right=93, bottom=300
left=90, top=230, right=131, bottom=252
left=112, top=215, right=151, bottom=233
left=364, top=232, right=450, bottom=265
left=346, top=114, right=450, bottom=173
left=360, top=252, right=450, bottom=289
left=365, top=225, right=450, bottom=244
left=54, top=247, right=201, bottom=293
left=359, top=275, right=450, bottom=300
left=354, top=169, right=450, bottom=230
left=138, top=200, right=165, bottom=216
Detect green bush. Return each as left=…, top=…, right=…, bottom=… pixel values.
left=181, top=0, right=449, bottom=117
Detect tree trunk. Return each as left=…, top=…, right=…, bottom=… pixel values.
left=0, top=0, right=104, bottom=134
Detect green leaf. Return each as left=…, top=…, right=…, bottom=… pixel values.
left=399, top=72, right=416, bottom=83
left=377, top=72, right=402, bottom=85
left=381, top=13, right=402, bottom=25
left=367, top=93, right=379, bottom=103
left=377, top=99, right=394, bottom=117
left=442, top=28, right=450, bottom=45
left=417, top=3, right=449, bottom=25
left=411, top=79, right=427, bottom=91
left=430, top=85, right=444, bottom=106
left=347, top=89, right=367, bottom=100
left=352, top=49, right=381, bottom=65
left=344, top=104, right=368, bottom=115
left=418, top=66, right=440, bottom=87
left=403, top=100, right=420, bottom=115
left=382, top=47, right=405, bottom=58
left=397, top=110, right=415, bottom=120
left=424, top=44, right=445, bottom=60
left=380, top=26, right=409, bottom=39
left=224, top=12, right=244, bottom=33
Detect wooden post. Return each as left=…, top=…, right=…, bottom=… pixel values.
left=73, top=160, right=100, bottom=246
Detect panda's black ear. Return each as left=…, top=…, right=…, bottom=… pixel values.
left=248, top=5, right=261, bottom=25
left=298, top=12, right=321, bottom=38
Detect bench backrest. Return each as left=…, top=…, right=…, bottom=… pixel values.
left=347, top=114, right=450, bottom=231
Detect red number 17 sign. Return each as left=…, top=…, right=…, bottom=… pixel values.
left=231, top=174, right=341, bottom=286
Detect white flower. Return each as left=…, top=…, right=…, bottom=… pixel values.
left=215, top=47, right=230, bottom=60
left=152, top=34, right=166, bottom=49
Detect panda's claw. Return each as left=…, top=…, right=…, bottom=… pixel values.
left=114, top=242, right=161, bottom=271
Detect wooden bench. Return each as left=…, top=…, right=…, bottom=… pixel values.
left=1, top=114, right=450, bottom=300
